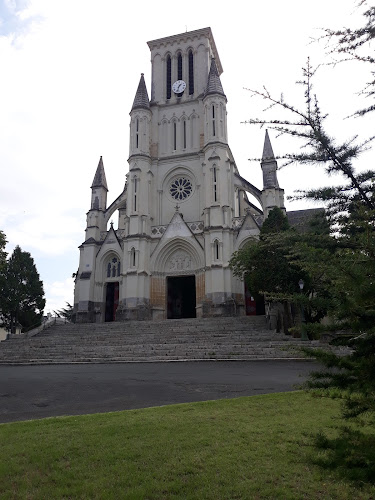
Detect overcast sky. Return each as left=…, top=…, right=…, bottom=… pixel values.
left=0, top=0, right=372, bottom=314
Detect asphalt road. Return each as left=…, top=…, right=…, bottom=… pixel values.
left=0, top=361, right=318, bottom=424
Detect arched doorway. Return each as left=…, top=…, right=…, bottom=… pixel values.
left=105, top=282, right=119, bottom=322
left=244, top=282, right=265, bottom=316
left=167, top=275, right=196, bottom=319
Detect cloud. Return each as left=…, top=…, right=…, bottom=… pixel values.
left=44, top=277, right=74, bottom=314
left=0, top=0, right=42, bottom=39
left=1, top=206, right=84, bottom=256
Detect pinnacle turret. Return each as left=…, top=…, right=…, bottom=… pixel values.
left=261, top=131, right=279, bottom=189
left=131, top=73, right=150, bottom=111
left=262, top=130, right=275, bottom=161
left=204, top=58, right=226, bottom=98
left=91, top=156, right=108, bottom=190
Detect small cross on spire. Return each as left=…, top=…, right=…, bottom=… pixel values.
left=175, top=204, right=180, bottom=212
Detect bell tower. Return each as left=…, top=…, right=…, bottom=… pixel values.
left=74, top=28, right=282, bottom=323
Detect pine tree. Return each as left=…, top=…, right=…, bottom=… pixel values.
left=319, top=0, right=375, bottom=117
left=241, top=0, right=375, bottom=421
left=0, top=230, right=7, bottom=271
left=54, top=302, right=73, bottom=321
left=0, top=246, right=45, bottom=333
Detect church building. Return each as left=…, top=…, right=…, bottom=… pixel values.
left=73, top=27, right=285, bottom=323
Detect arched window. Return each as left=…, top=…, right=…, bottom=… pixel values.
left=173, top=121, right=177, bottom=151
left=135, top=118, right=139, bottom=149
left=177, top=53, right=182, bottom=80
left=212, top=105, right=216, bottom=137
left=214, top=239, right=220, bottom=261
left=213, top=166, right=218, bottom=202
left=107, top=257, right=120, bottom=278
left=183, top=120, right=186, bottom=149
left=166, top=55, right=171, bottom=99
left=133, top=177, right=137, bottom=212
left=131, top=247, right=136, bottom=267
left=188, top=50, right=194, bottom=95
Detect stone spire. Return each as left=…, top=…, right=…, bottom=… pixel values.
left=131, top=73, right=150, bottom=111
left=204, top=58, right=226, bottom=97
left=91, top=156, right=108, bottom=191
left=262, top=129, right=275, bottom=161
left=261, top=130, right=279, bottom=189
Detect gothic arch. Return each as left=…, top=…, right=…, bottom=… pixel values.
left=152, top=52, right=162, bottom=62
left=236, top=236, right=258, bottom=252
left=96, top=250, right=122, bottom=282
left=165, top=52, right=172, bottom=99
left=196, top=42, right=206, bottom=53
left=159, top=118, right=168, bottom=154
left=188, top=112, right=198, bottom=148
left=151, top=237, right=204, bottom=275
left=181, top=115, right=187, bottom=149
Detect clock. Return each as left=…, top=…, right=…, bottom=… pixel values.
left=172, top=80, right=186, bottom=94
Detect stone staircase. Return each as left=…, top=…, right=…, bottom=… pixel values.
left=0, top=316, right=345, bottom=364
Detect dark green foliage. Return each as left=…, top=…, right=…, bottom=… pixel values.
left=230, top=208, right=328, bottom=327
left=230, top=208, right=301, bottom=296
left=260, top=206, right=291, bottom=234
left=0, top=230, right=7, bottom=271
left=289, top=211, right=375, bottom=335
left=0, top=246, right=45, bottom=333
left=312, top=426, right=375, bottom=484
left=305, top=329, right=375, bottom=420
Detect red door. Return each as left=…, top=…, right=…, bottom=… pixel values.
left=245, top=283, right=256, bottom=316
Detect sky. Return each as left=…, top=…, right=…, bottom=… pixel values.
left=0, top=0, right=373, bottom=315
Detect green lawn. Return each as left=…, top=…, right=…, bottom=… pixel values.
left=1, top=392, right=374, bottom=499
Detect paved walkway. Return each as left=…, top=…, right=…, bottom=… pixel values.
left=0, top=360, right=318, bottom=423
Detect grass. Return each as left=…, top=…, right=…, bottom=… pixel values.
left=1, top=391, right=374, bottom=499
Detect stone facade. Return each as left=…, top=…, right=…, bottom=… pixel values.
left=73, top=28, right=286, bottom=323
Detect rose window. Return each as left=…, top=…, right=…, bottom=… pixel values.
left=169, top=177, right=193, bottom=201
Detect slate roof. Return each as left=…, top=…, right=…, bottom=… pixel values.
left=287, top=208, right=325, bottom=233
left=131, top=73, right=150, bottom=111
left=91, top=156, right=108, bottom=190
left=205, top=58, right=226, bottom=98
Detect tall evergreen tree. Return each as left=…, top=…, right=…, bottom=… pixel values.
left=0, top=246, right=45, bottom=333
left=241, top=0, right=375, bottom=422
left=0, top=230, right=7, bottom=270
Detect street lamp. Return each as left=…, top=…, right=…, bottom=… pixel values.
left=298, top=279, right=308, bottom=340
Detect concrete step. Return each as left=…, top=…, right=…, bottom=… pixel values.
left=0, top=316, right=349, bottom=364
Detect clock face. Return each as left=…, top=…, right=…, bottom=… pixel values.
left=172, top=80, right=186, bottom=94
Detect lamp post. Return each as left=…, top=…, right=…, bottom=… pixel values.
left=298, top=279, right=308, bottom=341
